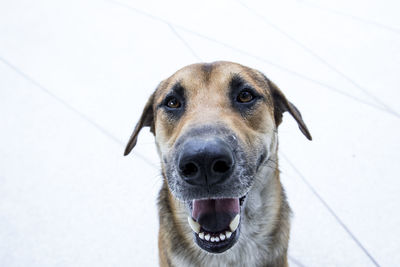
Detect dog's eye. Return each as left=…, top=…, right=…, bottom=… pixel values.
left=237, top=90, right=254, bottom=103
left=166, top=97, right=181, bottom=109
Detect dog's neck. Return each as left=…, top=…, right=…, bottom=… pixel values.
left=158, top=154, right=290, bottom=267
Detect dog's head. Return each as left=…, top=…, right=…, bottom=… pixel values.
left=125, top=62, right=311, bottom=253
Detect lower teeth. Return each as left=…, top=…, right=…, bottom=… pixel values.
left=198, top=230, right=233, bottom=242
left=188, top=213, right=240, bottom=243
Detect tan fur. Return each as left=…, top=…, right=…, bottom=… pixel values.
left=152, top=63, right=278, bottom=156
left=125, top=61, right=311, bottom=266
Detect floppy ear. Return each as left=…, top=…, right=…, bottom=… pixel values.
left=267, top=79, right=312, bottom=140
left=124, top=93, right=155, bottom=156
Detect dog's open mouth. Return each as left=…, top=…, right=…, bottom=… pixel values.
left=187, top=195, right=246, bottom=253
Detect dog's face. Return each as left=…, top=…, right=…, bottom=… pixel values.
left=125, top=61, right=311, bottom=254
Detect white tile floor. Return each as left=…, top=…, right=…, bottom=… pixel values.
left=1, top=0, right=399, bottom=266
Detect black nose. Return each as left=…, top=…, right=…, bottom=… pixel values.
left=178, top=138, right=234, bottom=186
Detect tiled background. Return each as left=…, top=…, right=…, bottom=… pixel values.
left=1, top=0, right=399, bottom=266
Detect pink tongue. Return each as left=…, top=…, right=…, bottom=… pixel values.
left=192, top=198, right=239, bottom=221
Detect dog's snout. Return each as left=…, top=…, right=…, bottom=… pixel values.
left=178, top=138, right=234, bottom=186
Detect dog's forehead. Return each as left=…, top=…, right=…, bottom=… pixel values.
left=173, top=61, right=243, bottom=82
left=154, top=62, right=269, bottom=101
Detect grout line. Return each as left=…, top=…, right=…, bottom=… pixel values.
left=280, top=152, right=381, bottom=267
left=105, top=0, right=399, bottom=119
left=301, top=0, right=400, bottom=35
left=0, top=3, right=383, bottom=265
left=0, top=56, right=157, bottom=169
left=167, top=24, right=202, bottom=61
left=236, top=0, right=400, bottom=118
left=171, top=27, right=393, bottom=114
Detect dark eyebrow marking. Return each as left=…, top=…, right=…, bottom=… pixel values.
left=229, top=73, right=267, bottom=97
left=229, top=74, right=249, bottom=90
left=169, top=81, right=185, bottom=97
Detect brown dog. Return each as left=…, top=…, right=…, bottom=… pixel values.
left=124, top=61, right=311, bottom=266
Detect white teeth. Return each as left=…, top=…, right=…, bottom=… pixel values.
left=225, top=231, right=232, bottom=239
left=229, top=214, right=240, bottom=232
left=220, top=233, right=226, bottom=240
left=205, top=234, right=210, bottom=241
left=190, top=215, right=238, bottom=243
left=200, top=232, right=231, bottom=242
left=199, top=232, right=204, bottom=240
left=187, top=217, right=200, bottom=233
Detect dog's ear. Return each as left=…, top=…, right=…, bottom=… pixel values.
left=268, top=79, right=312, bottom=140
left=124, top=93, right=155, bottom=156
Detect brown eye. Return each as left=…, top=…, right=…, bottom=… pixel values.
left=237, top=90, right=254, bottom=103
left=167, top=97, right=181, bottom=108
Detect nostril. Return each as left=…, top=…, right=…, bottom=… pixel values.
left=181, top=162, right=199, bottom=177
left=178, top=138, right=234, bottom=186
left=212, top=160, right=231, bottom=174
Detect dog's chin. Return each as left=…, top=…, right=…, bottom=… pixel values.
left=187, top=195, right=247, bottom=254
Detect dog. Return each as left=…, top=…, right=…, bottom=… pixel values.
left=124, top=61, right=311, bottom=266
